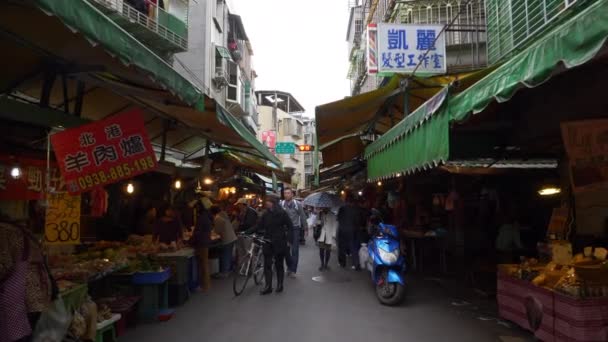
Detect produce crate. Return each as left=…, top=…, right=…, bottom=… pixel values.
left=497, top=273, right=555, bottom=340
left=132, top=268, right=170, bottom=285
left=135, top=282, right=169, bottom=323
left=106, top=296, right=140, bottom=337
left=157, top=256, right=192, bottom=285
left=169, top=283, right=190, bottom=307
left=554, top=293, right=608, bottom=341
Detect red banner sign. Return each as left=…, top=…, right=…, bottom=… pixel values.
left=0, top=157, right=65, bottom=200
left=51, top=109, right=157, bottom=194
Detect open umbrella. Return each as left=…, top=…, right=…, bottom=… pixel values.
left=303, top=192, right=342, bottom=208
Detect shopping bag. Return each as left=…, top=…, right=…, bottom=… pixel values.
left=32, top=297, right=72, bottom=342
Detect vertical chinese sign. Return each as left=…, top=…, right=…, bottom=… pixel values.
left=50, top=109, right=157, bottom=194
left=377, top=24, right=446, bottom=75
left=561, top=119, right=608, bottom=193
left=261, top=131, right=277, bottom=151
left=45, top=192, right=81, bottom=245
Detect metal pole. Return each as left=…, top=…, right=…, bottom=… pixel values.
left=160, top=119, right=168, bottom=162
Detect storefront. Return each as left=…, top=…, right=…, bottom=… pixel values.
left=362, top=1, right=608, bottom=339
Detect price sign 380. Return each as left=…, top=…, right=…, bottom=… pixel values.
left=45, top=193, right=81, bottom=245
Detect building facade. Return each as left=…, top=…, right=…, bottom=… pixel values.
left=175, top=0, right=259, bottom=133
left=347, top=0, right=487, bottom=96
left=256, top=91, right=315, bottom=192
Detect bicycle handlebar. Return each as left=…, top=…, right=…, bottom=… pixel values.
left=238, top=232, right=271, bottom=245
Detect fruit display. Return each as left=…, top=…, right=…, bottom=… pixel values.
left=502, top=245, right=608, bottom=299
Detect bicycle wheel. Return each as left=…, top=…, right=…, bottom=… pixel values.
left=253, top=253, right=265, bottom=285
left=233, top=254, right=253, bottom=296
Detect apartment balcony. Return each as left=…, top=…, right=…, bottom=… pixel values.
left=89, top=0, right=188, bottom=56
left=486, top=0, right=591, bottom=65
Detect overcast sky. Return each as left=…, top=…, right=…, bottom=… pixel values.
left=232, top=0, right=351, bottom=117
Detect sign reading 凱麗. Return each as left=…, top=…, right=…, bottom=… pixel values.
left=50, top=109, right=157, bottom=194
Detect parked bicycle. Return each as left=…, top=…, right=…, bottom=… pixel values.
left=233, top=233, right=270, bottom=296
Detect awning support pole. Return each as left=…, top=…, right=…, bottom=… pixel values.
left=73, top=81, right=86, bottom=117
left=160, top=119, right=169, bottom=162
left=40, top=69, right=57, bottom=108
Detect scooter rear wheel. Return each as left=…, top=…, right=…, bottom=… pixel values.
left=375, top=272, right=405, bottom=306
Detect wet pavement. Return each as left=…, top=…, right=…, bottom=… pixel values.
left=123, top=240, right=533, bottom=342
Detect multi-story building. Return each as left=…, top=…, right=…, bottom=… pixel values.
left=347, top=0, right=487, bottom=96
left=175, top=0, right=259, bottom=133
left=256, top=91, right=315, bottom=192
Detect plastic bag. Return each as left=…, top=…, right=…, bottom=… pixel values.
left=359, top=245, right=369, bottom=271
left=32, top=297, right=72, bottom=342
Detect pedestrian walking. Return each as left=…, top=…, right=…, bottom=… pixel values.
left=313, top=208, right=338, bottom=271
left=255, top=194, right=293, bottom=295
left=337, top=196, right=363, bottom=270
left=280, top=188, right=308, bottom=278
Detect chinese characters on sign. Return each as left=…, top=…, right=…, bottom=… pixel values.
left=377, top=24, right=446, bottom=75
left=561, top=120, right=608, bottom=193
left=45, top=192, right=81, bottom=245
left=50, top=109, right=157, bottom=194
left=0, top=157, right=65, bottom=200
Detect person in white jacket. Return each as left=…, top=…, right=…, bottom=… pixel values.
left=314, top=208, right=339, bottom=271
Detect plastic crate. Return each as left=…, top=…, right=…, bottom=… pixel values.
left=132, top=268, right=170, bottom=285
left=169, top=283, right=190, bottom=307
left=157, top=256, right=192, bottom=285
left=554, top=293, right=608, bottom=325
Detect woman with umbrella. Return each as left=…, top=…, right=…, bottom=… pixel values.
left=304, top=193, right=342, bottom=271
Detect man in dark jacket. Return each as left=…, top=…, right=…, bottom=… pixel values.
left=235, top=198, right=258, bottom=232
left=254, top=194, right=293, bottom=295
left=338, top=196, right=363, bottom=270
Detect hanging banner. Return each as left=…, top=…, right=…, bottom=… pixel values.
left=261, top=131, right=277, bottom=150
left=45, top=192, right=81, bottom=245
left=377, top=24, right=446, bottom=75
left=50, top=109, right=157, bottom=194
left=0, top=157, right=65, bottom=200
left=561, top=119, right=608, bottom=193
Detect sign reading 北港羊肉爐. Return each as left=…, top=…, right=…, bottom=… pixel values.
left=50, top=109, right=157, bottom=194
left=377, top=24, right=446, bottom=75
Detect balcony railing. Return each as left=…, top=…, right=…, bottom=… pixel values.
left=89, top=0, right=188, bottom=54
left=486, top=0, right=585, bottom=65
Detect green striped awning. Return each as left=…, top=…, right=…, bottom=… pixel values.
left=365, top=0, right=608, bottom=181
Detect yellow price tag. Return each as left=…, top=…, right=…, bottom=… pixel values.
left=45, top=192, right=81, bottom=245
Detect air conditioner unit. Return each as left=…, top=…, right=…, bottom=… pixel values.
left=213, top=67, right=228, bottom=88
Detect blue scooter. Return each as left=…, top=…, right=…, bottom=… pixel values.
left=364, top=222, right=406, bottom=305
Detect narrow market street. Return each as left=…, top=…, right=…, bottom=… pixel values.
left=123, top=240, right=531, bottom=342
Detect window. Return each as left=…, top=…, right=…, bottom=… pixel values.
left=304, top=153, right=312, bottom=165
left=354, top=19, right=363, bottom=38
left=282, top=118, right=302, bottom=137
left=226, top=61, right=239, bottom=102
left=305, top=165, right=313, bottom=174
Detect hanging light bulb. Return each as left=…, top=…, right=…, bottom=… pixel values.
left=203, top=177, right=213, bottom=185
left=10, top=165, right=22, bottom=179
left=126, top=183, right=135, bottom=194
left=358, top=191, right=363, bottom=196
left=174, top=179, right=182, bottom=190
left=377, top=181, right=383, bottom=187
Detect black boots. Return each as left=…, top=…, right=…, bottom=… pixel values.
left=260, top=285, right=272, bottom=295
left=275, top=282, right=284, bottom=293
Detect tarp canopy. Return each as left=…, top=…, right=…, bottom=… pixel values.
left=316, top=71, right=489, bottom=167
left=191, top=152, right=291, bottom=183
left=0, top=0, right=279, bottom=166
left=365, top=0, right=608, bottom=180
